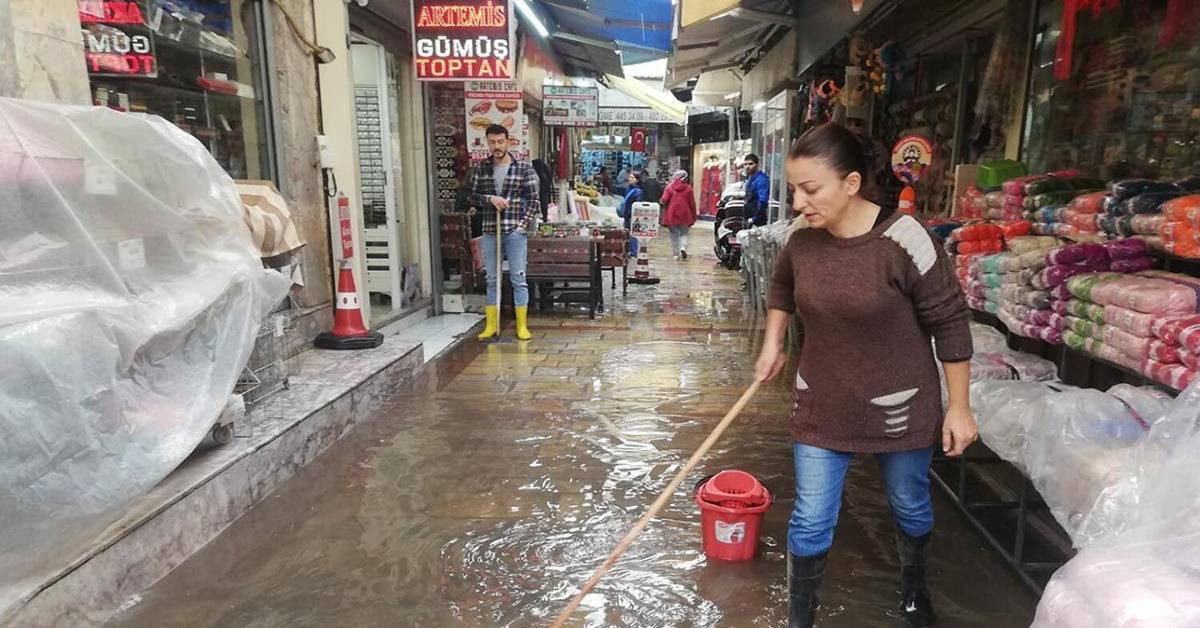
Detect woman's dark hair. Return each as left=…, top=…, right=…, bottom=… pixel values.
left=788, top=123, right=885, bottom=201
left=631, top=170, right=645, bottom=185
left=485, top=123, right=509, bottom=137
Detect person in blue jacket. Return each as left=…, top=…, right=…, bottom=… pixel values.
left=620, top=170, right=644, bottom=255
left=743, top=153, right=771, bottom=226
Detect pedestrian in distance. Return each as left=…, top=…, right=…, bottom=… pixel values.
left=753, top=123, right=978, bottom=628
left=620, top=170, right=644, bottom=256
left=743, top=153, right=771, bottom=226
left=467, top=123, right=540, bottom=341
left=660, top=169, right=698, bottom=260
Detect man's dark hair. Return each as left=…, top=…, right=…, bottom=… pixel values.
left=744, top=153, right=760, bottom=165
left=598, top=166, right=607, bottom=173
left=485, top=124, right=509, bottom=138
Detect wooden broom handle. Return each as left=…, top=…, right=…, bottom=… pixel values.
left=548, top=380, right=763, bottom=627
left=496, top=208, right=503, bottom=325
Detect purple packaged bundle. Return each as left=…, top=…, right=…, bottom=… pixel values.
left=1046, top=242, right=1109, bottom=267
left=1102, top=238, right=1149, bottom=261
left=1110, top=257, right=1155, bottom=274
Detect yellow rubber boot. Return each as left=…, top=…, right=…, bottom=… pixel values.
left=515, top=306, right=533, bottom=341
left=477, top=305, right=499, bottom=340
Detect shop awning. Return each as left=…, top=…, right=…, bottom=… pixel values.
left=550, top=35, right=625, bottom=78
left=541, top=0, right=673, bottom=65
left=601, top=72, right=687, bottom=124
left=667, top=0, right=796, bottom=87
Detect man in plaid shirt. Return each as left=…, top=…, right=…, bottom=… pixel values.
left=468, top=124, right=540, bottom=341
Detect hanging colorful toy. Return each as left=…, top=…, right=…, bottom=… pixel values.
left=866, top=41, right=904, bottom=95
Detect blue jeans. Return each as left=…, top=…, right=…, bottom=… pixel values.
left=788, top=443, right=934, bottom=556
left=481, top=230, right=528, bottom=307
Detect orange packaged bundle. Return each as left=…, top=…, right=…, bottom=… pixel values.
left=1000, top=220, right=1031, bottom=238
left=1162, top=195, right=1200, bottom=224
left=1160, top=220, right=1200, bottom=258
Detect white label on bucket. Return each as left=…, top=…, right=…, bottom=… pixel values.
left=714, top=520, right=746, bottom=544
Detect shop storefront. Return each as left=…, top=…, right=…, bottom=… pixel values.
left=79, top=0, right=275, bottom=181
left=1022, top=0, right=1200, bottom=181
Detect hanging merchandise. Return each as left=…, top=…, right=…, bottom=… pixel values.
left=865, top=41, right=904, bottom=95
left=891, top=135, right=934, bottom=215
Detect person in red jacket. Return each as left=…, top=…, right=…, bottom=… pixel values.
left=660, top=170, right=698, bottom=260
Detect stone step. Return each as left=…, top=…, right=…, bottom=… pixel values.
left=7, top=336, right=430, bottom=627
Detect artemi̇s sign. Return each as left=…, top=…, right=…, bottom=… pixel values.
left=411, top=0, right=514, bottom=81
left=78, top=0, right=157, bottom=77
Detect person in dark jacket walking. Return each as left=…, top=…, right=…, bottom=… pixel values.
left=754, top=123, right=977, bottom=628
left=660, top=170, right=697, bottom=259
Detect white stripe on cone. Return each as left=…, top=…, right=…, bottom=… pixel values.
left=336, top=292, right=360, bottom=309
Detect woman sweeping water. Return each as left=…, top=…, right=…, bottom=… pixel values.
left=754, top=123, right=978, bottom=628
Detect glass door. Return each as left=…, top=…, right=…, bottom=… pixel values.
left=351, top=38, right=403, bottom=324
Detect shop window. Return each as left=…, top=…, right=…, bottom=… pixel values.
left=1023, top=0, right=1200, bottom=179
left=79, top=0, right=273, bottom=180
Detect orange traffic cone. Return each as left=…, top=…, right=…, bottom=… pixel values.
left=315, top=259, right=384, bottom=350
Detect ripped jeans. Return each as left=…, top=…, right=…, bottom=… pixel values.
left=788, top=443, right=934, bottom=556
left=481, top=229, right=529, bottom=306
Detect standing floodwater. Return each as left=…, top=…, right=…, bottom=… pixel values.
left=109, top=230, right=1035, bottom=627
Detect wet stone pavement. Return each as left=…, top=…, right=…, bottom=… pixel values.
left=109, top=228, right=1036, bottom=627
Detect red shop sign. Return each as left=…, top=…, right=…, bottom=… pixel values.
left=410, top=0, right=514, bottom=81
left=338, top=194, right=353, bottom=259
left=78, top=0, right=157, bottom=77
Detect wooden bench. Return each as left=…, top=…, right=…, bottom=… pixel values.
left=526, top=237, right=601, bottom=319
left=598, top=228, right=629, bottom=295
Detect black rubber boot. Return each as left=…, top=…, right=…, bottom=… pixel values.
left=896, top=531, right=936, bottom=627
left=787, top=551, right=827, bottom=628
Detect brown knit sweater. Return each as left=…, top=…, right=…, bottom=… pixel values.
left=767, top=213, right=973, bottom=453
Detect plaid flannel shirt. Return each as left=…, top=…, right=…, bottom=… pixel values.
left=468, top=154, right=541, bottom=235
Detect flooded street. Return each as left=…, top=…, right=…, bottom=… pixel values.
left=109, top=230, right=1036, bottom=627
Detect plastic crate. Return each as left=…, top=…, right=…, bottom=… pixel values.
left=976, top=160, right=1028, bottom=189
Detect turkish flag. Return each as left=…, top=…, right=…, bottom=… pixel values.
left=630, top=127, right=647, bottom=152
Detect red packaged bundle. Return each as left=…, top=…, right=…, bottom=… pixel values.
left=1149, top=340, right=1182, bottom=364
left=951, top=223, right=1005, bottom=242
left=957, top=239, right=1005, bottom=255
left=1069, top=191, right=1108, bottom=214
left=1151, top=315, right=1200, bottom=343
left=1001, top=221, right=1032, bottom=238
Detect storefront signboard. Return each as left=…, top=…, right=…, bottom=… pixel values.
left=78, top=0, right=158, bottom=77
left=464, top=81, right=529, bottom=161
left=630, top=202, right=660, bottom=240
left=411, top=0, right=515, bottom=81
left=599, top=107, right=677, bottom=124
left=890, top=134, right=933, bottom=185
left=542, top=85, right=599, bottom=127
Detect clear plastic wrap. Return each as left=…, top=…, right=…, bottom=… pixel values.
left=0, top=98, right=289, bottom=617
left=1034, top=381, right=1200, bottom=626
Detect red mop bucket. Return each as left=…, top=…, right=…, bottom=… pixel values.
left=694, top=470, right=772, bottom=561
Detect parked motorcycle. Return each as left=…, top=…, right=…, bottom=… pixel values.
left=713, top=181, right=746, bottom=270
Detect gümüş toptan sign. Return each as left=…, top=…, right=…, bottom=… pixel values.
left=411, top=0, right=514, bottom=81
left=78, top=0, right=157, bottom=77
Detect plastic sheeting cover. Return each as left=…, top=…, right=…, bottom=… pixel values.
left=0, top=98, right=289, bottom=618
left=1034, top=380, right=1200, bottom=626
